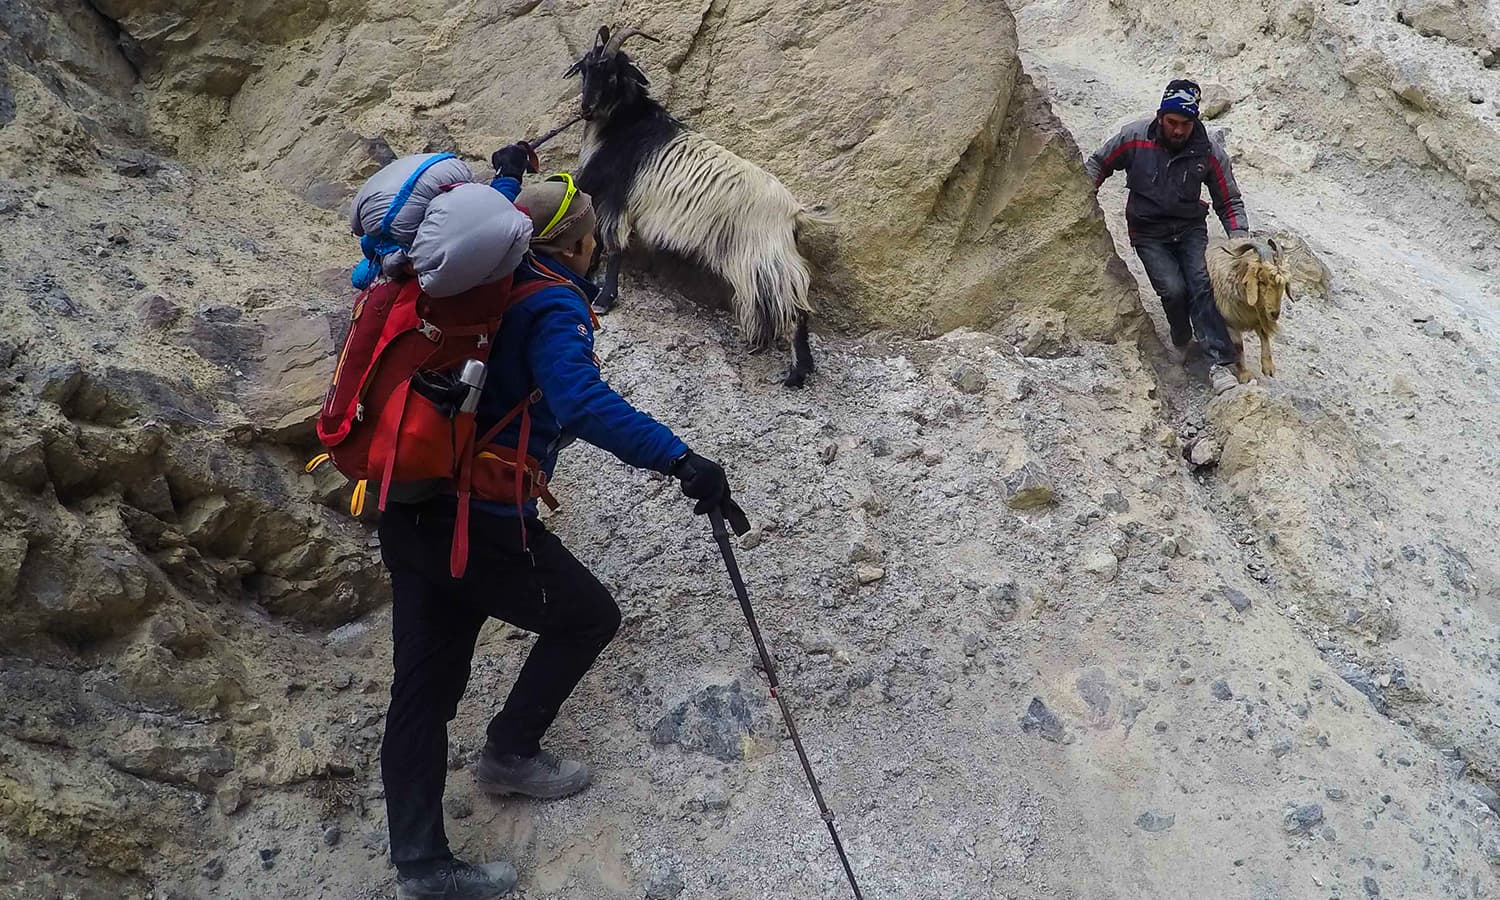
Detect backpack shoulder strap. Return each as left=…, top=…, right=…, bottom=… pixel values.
left=512, top=259, right=598, bottom=326
left=510, top=266, right=582, bottom=302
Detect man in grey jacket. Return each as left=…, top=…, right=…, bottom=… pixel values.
left=1086, top=79, right=1249, bottom=394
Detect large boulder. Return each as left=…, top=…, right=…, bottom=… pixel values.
left=1268, top=229, right=1333, bottom=300
left=90, top=0, right=1141, bottom=341
left=642, top=1, right=1140, bottom=339
left=1397, top=0, right=1498, bottom=48
left=242, top=307, right=338, bottom=446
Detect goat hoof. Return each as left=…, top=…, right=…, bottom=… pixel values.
left=591, top=296, right=618, bottom=316
left=782, top=370, right=809, bottom=389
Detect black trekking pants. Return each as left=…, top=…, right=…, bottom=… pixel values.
left=1133, top=224, right=1236, bottom=367
left=377, top=499, right=621, bottom=875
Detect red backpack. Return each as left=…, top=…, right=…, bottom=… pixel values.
left=308, top=267, right=573, bottom=577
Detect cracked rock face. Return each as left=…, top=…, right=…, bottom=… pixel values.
left=8, top=0, right=1500, bottom=898
left=88, top=0, right=1140, bottom=343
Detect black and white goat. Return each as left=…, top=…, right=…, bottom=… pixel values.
left=566, top=25, right=822, bottom=388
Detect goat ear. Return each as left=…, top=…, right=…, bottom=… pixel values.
left=596, top=26, right=611, bottom=48
left=563, top=59, right=583, bottom=78
left=1243, top=265, right=1261, bottom=308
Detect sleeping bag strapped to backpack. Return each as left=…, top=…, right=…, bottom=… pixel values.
left=312, top=153, right=574, bottom=577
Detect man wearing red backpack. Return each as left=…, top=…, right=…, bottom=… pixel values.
left=380, top=143, right=738, bottom=900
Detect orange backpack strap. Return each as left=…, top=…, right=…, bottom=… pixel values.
left=512, top=261, right=587, bottom=309
left=445, top=266, right=578, bottom=578
left=375, top=381, right=410, bottom=512
left=449, top=389, right=541, bottom=578
left=447, top=410, right=481, bottom=578
left=474, top=388, right=540, bottom=447
left=450, top=462, right=474, bottom=579
left=512, top=403, right=533, bottom=537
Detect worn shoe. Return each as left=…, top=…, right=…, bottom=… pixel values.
left=476, top=747, right=591, bottom=800
left=396, top=858, right=518, bottom=900
left=1211, top=365, right=1241, bottom=395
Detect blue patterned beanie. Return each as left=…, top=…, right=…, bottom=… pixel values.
left=1159, top=79, right=1202, bottom=120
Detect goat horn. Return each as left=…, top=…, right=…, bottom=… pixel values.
left=605, top=26, right=660, bottom=56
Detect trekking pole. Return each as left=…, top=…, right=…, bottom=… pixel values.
left=525, top=115, right=583, bottom=151
left=708, top=507, right=866, bottom=900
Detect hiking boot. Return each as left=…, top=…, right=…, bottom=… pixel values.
left=476, top=747, right=591, bottom=799
left=396, top=858, right=518, bottom=900
left=1211, top=364, right=1241, bottom=396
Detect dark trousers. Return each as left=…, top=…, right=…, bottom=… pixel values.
left=1133, top=224, right=1235, bottom=366
left=377, top=499, right=621, bottom=875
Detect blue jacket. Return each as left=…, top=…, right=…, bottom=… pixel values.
left=472, top=176, right=688, bottom=516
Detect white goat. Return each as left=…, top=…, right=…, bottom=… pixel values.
left=567, top=25, right=823, bottom=388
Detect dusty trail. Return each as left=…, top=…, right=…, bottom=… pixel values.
left=3, top=1, right=1500, bottom=898
left=1020, top=0, right=1500, bottom=889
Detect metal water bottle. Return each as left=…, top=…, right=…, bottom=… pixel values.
left=458, top=360, right=487, bottom=414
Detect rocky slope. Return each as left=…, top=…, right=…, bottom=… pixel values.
left=1018, top=0, right=1500, bottom=889
left=2, top=1, right=1500, bottom=899
left=86, top=0, right=1141, bottom=340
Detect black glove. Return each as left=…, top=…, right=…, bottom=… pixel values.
left=671, top=451, right=731, bottom=515
left=491, top=142, right=540, bottom=180
left=719, top=496, right=752, bottom=537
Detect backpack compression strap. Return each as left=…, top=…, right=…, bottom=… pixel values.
left=352, top=152, right=459, bottom=290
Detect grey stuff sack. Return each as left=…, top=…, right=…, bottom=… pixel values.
left=410, top=183, right=533, bottom=298
left=349, top=153, right=476, bottom=247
